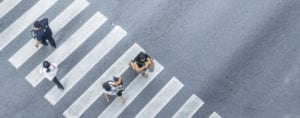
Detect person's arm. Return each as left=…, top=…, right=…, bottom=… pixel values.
left=149, top=57, right=153, bottom=63
left=146, top=57, right=154, bottom=66
left=133, top=62, right=148, bottom=72
left=35, top=40, right=41, bottom=48
left=41, top=18, right=49, bottom=29
left=34, top=30, right=43, bottom=48
left=114, top=76, right=122, bottom=85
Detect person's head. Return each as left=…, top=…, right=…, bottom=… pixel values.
left=138, top=52, right=146, bottom=62
left=33, top=20, right=41, bottom=29
left=113, top=76, right=119, bottom=82
left=102, top=82, right=111, bottom=91
left=43, top=61, right=51, bottom=72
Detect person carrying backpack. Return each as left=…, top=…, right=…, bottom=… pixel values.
left=40, top=61, right=64, bottom=90
left=102, top=76, right=125, bottom=103
left=31, top=18, right=56, bottom=48
left=129, top=52, right=154, bottom=77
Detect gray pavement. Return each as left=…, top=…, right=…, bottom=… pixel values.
left=1, top=0, right=300, bottom=118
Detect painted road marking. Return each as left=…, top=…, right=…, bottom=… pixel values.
left=25, top=12, right=107, bottom=87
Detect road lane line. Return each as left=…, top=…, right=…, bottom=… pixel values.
left=9, top=0, right=89, bottom=68
left=44, top=26, right=127, bottom=105
left=0, top=0, right=57, bottom=51
left=63, top=43, right=144, bottom=118
left=0, top=0, right=22, bottom=19
left=209, top=112, right=222, bottom=118
left=25, top=12, right=107, bottom=87
left=172, top=94, right=204, bottom=118
left=135, top=77, right=184, bottom=118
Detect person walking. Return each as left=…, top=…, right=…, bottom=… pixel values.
left=102, top=76, right=125, bottom=103
left=40, top=61, right=64, bottom=90
left=129, top=52, right=154, bottom=77
left=32, top=18, right=56, bottom=48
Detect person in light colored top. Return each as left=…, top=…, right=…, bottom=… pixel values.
left=102, top=76, right=125, bottom=103
left=40, top=61, right=64, bottom=90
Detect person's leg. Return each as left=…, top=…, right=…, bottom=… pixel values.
left=40, top=39, right=48, bottom=46
left=104, top=93, right=110, bottom=103
left=52, top=77, right=64, bottom=89
left=117, top=91, right=125, bottom=103
left=47, top=36, right=56, bottom=48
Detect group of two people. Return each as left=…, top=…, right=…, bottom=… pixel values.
left=102, top=52, right=155, bottom=103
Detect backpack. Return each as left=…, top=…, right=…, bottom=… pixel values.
left=102, top=81, right=112, bottom=91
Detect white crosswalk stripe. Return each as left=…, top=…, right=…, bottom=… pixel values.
left=172, top=94, right=204, bottom=118
left=9, top=0, right=89, bottom=69
left=44, top=25, right=127, bottom=105
left=0, top=0, right=57, bottom=51
left=0, top=0, right=22, bottom=19
left=135, top=77, right=184, bottom=118
left=98, top=60, right=164, bottom=118
left=63, top=43, right=144, bottom=118
left=25, top=12, right=107, bottom=87
left=209, top=112, right=222, bottom=118
left=2, top=1, right=223, bottom=117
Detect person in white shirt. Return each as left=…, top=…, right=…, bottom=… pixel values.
left=102, top=76, right=125, bottom=103
left=40, top=61, right=64, bottom=90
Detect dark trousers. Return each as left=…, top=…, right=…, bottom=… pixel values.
left=52, top=77, right=64, bottom=89
left=40, top=36, right=56, bottom=48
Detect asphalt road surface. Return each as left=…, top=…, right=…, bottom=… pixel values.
left=0, top=0, right=300, bottom=118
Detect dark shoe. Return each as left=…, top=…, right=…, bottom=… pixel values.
left=51, top=43, right=56, bottom=48
left=58, top=86, right=64, bottom=90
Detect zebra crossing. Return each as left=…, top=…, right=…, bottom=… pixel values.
left=135, top=77, right=184, bottom=118
left=0, top=0, right=22, bottom=19
left=44, top=25, right=126, bottom=105
left=0, top=0, right=57, bottom=51
left=1, top=1, right=222, bottom=118
left=9, top=0, right=89, bottom=69
left=172, top=94, right=204, bottom=118
left=25, top=11, right=107, bottom=87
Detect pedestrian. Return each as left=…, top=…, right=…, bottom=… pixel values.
left=129, top=52, right=154, bottom=77
left=102, top=76, right=125, bottom=103
left=31, top=18, right=56, bottom=48
left=40, top=61, right=64, bottom=90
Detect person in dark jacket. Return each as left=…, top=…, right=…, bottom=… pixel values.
left=33, top=18, right=56, bottom=48
left=129, top=52, right=154, bottom=77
